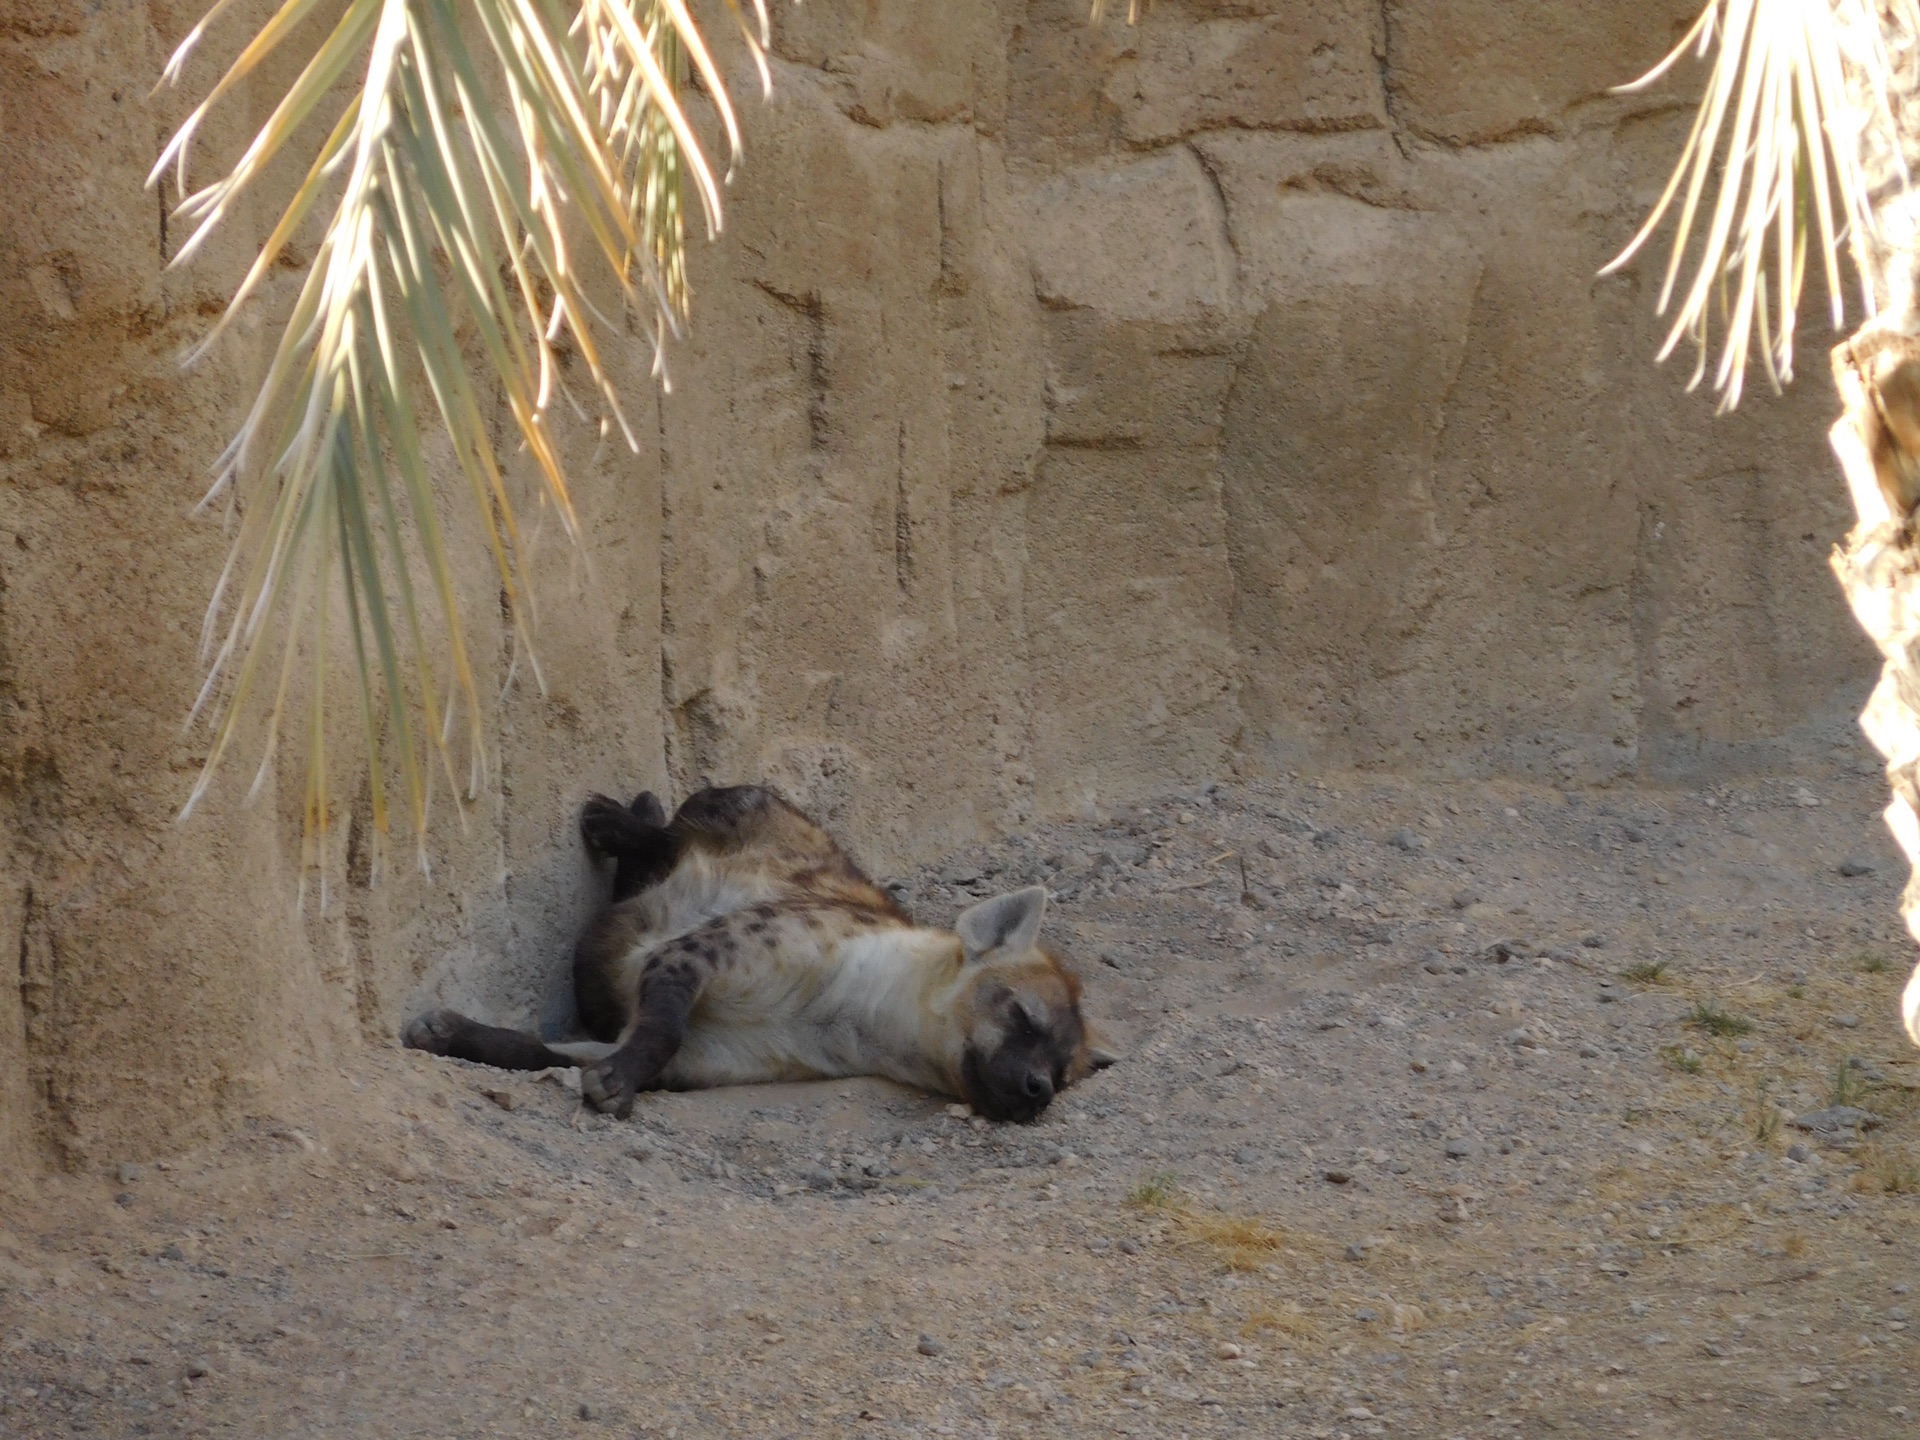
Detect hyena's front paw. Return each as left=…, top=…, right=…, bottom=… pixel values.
left=402, top=1009, right=469, bottom=1055
left=580, top=793, right=644, bottom=858
left=580, top=1057, right=639, bottom=1119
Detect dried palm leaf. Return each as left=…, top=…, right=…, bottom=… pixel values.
left=153, top=0, right=773, bottom=892
left=1604, top=0, right=1919, bottom=411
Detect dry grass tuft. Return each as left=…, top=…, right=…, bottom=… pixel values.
left=1687, top=1000, right=1754, bottom=1038
left=1178, top=1211, right=1296, bottom=1272
left=1851, top=1142, right=1920, bottom=1195
left=1241, top=1300, right=1319, bottom=1342
left=1125, top=1171, right=1180, bottom=1209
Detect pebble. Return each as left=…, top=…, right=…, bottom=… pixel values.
left=116, top=1163, right=142, bottom=1186
left=1117, top=1238, right=1140, bottom=1255
left=1787, top=1143, right=1812, bottom=1163
left=1838, top=858, right=1877, bottom=877
left=1389, top=828, right=1427, bottom=852
left=1452, top=889, right=1482, bottom=909
left=1216, top=1342, right=1243, bottom=1361
left=1578, top=1043, right=1602, bottom=1059
left=1837, top=1014, right=1860, bottom=1029
left=577, top=1403, right=597, bottom=1421
left=1791, top=1106, right=1881, bottom=1137
left=1324, top=1169, right=1353, bottom=1185
left=1444, top=1138, right=1476, bottom=1160
left=917, top=1334, right=944, bottom=1357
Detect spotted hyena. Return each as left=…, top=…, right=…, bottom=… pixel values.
left=403, top=785, right=1115, bottom=1121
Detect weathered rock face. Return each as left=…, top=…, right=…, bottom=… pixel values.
left=0, top=0, right=1876, bottom=1168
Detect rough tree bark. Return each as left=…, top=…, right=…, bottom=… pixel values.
left=1825, top=5, right=1920, bottom=1048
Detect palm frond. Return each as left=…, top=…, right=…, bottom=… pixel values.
left=154, top=0, right=772, bottom=886
left=1603, top=0, right=1920, bottom=411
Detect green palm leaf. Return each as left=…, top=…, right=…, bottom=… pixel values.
left=1604, top=0, right=1919, bottom=410
left=153, top=0, right=773, bottom=888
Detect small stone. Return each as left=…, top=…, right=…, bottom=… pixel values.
left=1409, top=1058, right=1430, bottom=1073
left=481, top=1088, right=517, bottom=1112
left=114, top=1193, right=134, bottom=1208
left=1791, top=1106, right=1881, bottom=1137
left=1117, top=1237, right=1141, bottom=1255
left=1838, top=858, right=1877, bottom=877
left=1578, top=1043, right=1602, bottom=1059
left=1445, top=1138, right=1476, bottom=1160
left=1234, top=1146, right=1258, bottom=1164
left=577, top=1403, right=597, bottom=1421
left=1787, top=1143, right=1812, bottom=1163
left=1389, top=828, right=1427, bottom=853
left=1582, top=934, right=1607, bottom=949
left=1354, top=1308, right=1378, bottom=1323
left=1452, top=889, right=1482, bottom=910
left=917, top=1334, right=944, bottom=1357
left=806, top=1168, right=836, bottom=1191
left=1323, top=1169, right=1352, bottom=1185
left=186, top=1359, right=212, bottom=1380
left=1345, top=1243, right=1368, bottom=1261
left=1837, top=1014, right=1861, bottom=1030
left=1216, top=1342, right=1243, bottom=1361
left=116, top=1163, right=142, bottom=1186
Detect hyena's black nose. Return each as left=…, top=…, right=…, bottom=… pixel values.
left=1023, top=1071, right=1054, bottom=1104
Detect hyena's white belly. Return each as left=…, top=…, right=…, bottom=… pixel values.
left=661, top=933, right=951, bottom=1093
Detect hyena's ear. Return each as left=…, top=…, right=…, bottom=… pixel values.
left=956, top=886, right=1048, bottom=964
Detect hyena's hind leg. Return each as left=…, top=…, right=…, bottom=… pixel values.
left=577, top=930, right=718, bottom=1119
left=580, top=790, right=678, bottom=903
left=402, top=1010, right=611, bottom=1072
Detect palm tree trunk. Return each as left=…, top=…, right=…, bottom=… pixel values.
left=1825, top=8, right=1920, bottom=1045
left=1829, top=328, right=1920, bottom=1047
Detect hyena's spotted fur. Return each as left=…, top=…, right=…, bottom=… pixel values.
left=404, top=785, right=1113, bottom=1121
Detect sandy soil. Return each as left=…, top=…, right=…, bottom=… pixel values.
left=3, top=769, right=1918, bottom=1439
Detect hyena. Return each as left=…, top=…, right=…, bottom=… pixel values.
left=403, top=785, right=1114, bottom=1121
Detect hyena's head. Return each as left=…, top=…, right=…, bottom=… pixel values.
left=951, top=887, right=1117, bottom=1123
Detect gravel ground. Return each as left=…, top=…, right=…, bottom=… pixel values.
left=4, top=769, right=1919, bottom=1438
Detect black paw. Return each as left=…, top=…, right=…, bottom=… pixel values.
left=628, top=791, right=666, bottom=827
left=581, top=1058, right=639, bottom=1119
left=580, top=793, right=642, bottom=857
left=402, top=1009, right=469, bottom=1055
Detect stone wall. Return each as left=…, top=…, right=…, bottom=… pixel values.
left=0, top=0, right=1876, bottom=1170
